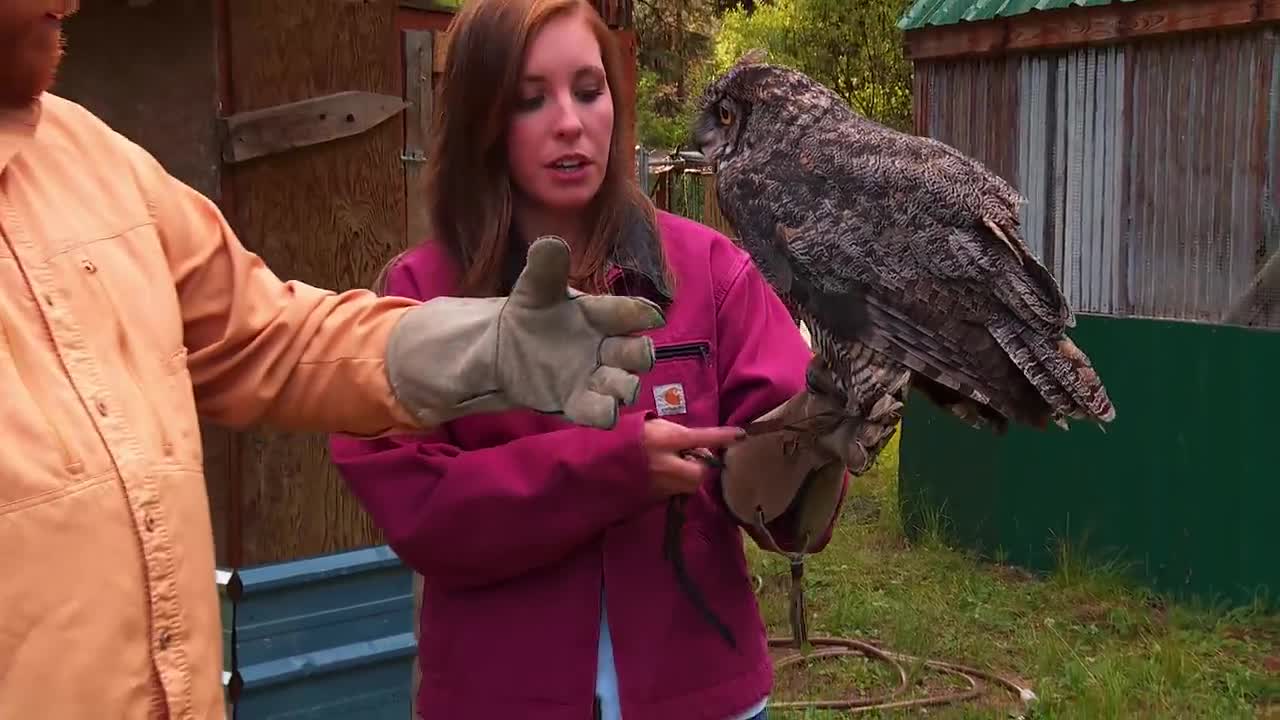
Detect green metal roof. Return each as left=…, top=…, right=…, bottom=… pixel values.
left=898, top=0, right=1138, bottom=31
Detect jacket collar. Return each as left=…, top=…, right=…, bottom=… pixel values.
left=502, top=209, right=673, bottom=304
left=0, top=96, right=42, bottom=174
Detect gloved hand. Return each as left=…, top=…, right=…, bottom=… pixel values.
left=717, top=354, right=909, bottom=649
left=384, top=236, right=665, bottom=430
left=720, top=355, right=909, bottom=555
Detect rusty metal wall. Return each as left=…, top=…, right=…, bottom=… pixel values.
left=916, top=26, right=1280, bottom=328
left=1121, top=28, right=1279, bottom=326
left=914, top=57, right=1020, bottom=186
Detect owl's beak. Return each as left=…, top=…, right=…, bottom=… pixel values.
left=689, top=115, right=724, bottom=169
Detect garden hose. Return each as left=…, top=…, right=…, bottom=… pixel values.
left=753, top=570, right=1039, bottom=715
left=766, top=634, right=1038, bottom=714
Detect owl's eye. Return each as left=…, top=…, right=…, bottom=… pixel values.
left=718, top=105, right=733, bottom=125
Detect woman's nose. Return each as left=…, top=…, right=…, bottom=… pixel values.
left=552, top=95, right=585, bottom=138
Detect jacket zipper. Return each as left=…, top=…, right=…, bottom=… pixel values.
left=654, top=341, right=710, bottom=363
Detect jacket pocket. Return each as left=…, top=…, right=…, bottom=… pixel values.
left=643, top=340, right=717, bottom=422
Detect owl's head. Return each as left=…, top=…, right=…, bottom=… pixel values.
left=692, top=50, right=840, bottom=169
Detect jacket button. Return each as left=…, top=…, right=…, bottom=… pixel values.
left=144, top=514, right=156, bottom=532
left=82, top=259, right=97, bottom=273
left=96, top=400, right=108, bottom=416
left=157, top=630, right=171, bottom=650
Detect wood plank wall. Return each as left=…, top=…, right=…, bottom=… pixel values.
left=220, top=0, right=411, bottom=566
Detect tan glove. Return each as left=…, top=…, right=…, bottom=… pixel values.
left=721, top=356, right=908, bottom=551
left=384, top=236, right=665, bottom=430
left=719, top=355, right=909, bottom=648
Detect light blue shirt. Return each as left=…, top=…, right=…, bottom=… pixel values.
left=595, top=587, right=768, bottom=720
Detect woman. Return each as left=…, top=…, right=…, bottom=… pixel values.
left=328, top=1, right=856, bottom=717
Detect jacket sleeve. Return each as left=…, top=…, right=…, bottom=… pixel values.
left=327, top=260, right=659, bottom=590
left=712, top=254, right=848, bottom=555
left=134, top=147, right=422, bottom=436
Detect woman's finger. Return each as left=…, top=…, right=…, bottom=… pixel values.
left=655, top=454, right=713, bottom=493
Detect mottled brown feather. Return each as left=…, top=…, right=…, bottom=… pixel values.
left=694, top=57, right=1115, bottom=432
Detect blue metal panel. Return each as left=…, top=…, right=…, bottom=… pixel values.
left=219, top=546, right=417, bottom=719
left=234, top=634, right=416, bottom=719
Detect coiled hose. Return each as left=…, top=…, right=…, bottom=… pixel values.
left=754, top=571, right=1039, bottom=714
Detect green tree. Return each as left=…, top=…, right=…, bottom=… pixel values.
left=634, top=0, right=721, bottom=149
left=713, top=0, right=914, bottom=131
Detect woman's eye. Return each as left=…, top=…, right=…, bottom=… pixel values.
left=515, top=95, right=544, bottom=112
left=575, top=88, right=603, bottom=102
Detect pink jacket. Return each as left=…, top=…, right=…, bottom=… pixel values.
left=328, top=210, right=846, bottom=719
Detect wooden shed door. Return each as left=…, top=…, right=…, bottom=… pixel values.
left=214, top=0, right=416, bottom=569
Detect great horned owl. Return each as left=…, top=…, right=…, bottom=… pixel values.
left=692, top=51, right=1116, bottom=433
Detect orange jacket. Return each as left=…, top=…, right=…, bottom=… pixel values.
left=0, top=93, right=421, bottom=719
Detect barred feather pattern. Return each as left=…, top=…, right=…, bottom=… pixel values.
left=797, top=307, right=903, bottom=417
left=694, top=56, right=1116, bottom=434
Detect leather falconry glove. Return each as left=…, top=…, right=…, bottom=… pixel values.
left=384, top=236, right=665, bottom=430
left=720, top=355, right=910, bottom=649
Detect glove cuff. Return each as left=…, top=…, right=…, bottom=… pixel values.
left=384, top=297, right=507, bottom=427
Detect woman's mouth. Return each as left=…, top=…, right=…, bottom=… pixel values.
left=547, top=155, right=592, bottom=181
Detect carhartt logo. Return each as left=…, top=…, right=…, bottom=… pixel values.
left=654, top=383, right=687, bottom=416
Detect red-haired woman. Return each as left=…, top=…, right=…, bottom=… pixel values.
left=329, top=1, right=889, bottom=717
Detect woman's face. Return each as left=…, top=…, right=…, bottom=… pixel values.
left=506, top=10, right=614, bottom=216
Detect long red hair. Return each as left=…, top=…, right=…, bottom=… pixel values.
left=381, top=0, right=661, bottom=297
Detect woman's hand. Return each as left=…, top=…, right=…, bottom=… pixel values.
left=642, top=418, right=744, bottom=498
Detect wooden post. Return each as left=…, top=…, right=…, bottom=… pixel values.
left=403, top=29, right=435, bottom=245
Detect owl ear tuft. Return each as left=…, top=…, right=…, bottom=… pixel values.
left=734, top=48, right=769, bottom=67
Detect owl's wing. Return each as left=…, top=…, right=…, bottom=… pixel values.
left=740, top=126, right=1081, bottom=426
left=793, top=121, right=1073, bottom=336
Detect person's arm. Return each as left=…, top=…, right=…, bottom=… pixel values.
left=326, top=261, right=631, bottom=590
left=711, top=254, right=848, bottom=555
left=129, top=145, right=660, bottom=434
left=328, top=415, right=655, bottom=590
left=328, top=260, right=741, bottom=590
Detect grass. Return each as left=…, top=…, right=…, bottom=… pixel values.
left=744, top=429, right=1280, bottom=719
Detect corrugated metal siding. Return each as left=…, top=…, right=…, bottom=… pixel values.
left=900, top=312, right=1280, bottom=611
left=220, top=546, right=416, bottom=719
left=914, top=57, right=1020, bottom=185
left=1017, top=46, right=1127, bottom=315
left=899, top=0, right=1137, bottom=31
left=917, top=26, right=1280, bottom=328
left=1122, top=29, right=1279, bottom=324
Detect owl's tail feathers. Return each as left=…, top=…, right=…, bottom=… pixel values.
left=993, top=323, right=1116, bottom=429
left=1051, top=335, right=1116, bottom=425
left=910, top=376, right=1011, bottom=434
